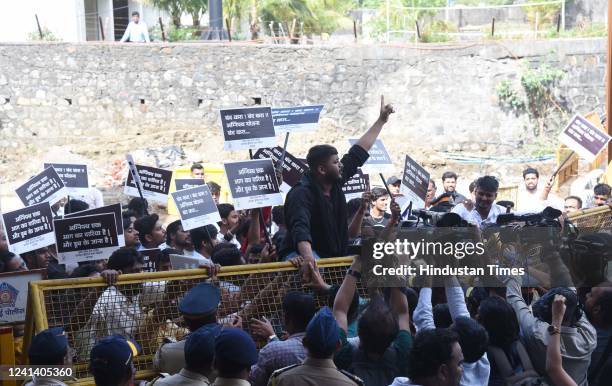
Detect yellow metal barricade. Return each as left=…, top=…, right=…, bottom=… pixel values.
left=23, top=257, right=355, bottom=385
left=567, top=205, right=612, bottom=229
left=0, top=326, right=17, bottom=386
left=554, top=144, right=579, bottom=193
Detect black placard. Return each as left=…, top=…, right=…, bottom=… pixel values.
left=175, top=178, right=206, bottom=191
left=43, top=163, right=89, bottom=192
left=171, top=185, right=221, bottom=231
left=348, top=139, right=394, bottom=174
left=400, top=155, right=430, bottom=209
left=224, top=159, right=283, bottom=210
left=1, top=203, right=55, bottom=255
left=54, top=213, right=119, bottom=264
left=124, top=164, right=173, bottom=203
left=559, top=114, right=612, bottom=162
left=252, top=147, right=308, bottom=191
left=15, top=167, right=67, bottom=207
left=65, top=203, right=124, bottom=246
left=220, top=107, right=276, bottom=150
left=342, top=169, right=370, bottom=200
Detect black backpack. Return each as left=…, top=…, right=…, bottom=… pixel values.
left=487, top=342, right=546, bottom=386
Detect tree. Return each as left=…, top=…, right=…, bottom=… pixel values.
left=223, top=0, right=251, bottom=33
left=183, top=0, right=208, bottom=28
left=149, top=0, right=184, bottom=27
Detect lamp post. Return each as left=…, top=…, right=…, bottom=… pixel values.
left=201, top=0, right=228, bottom=40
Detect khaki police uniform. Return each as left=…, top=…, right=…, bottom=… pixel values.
left=154, top=338, right=186, bottom=375
left=268, top=358, right=363, bottom=386
left=149, top=368, right=211, bottom=385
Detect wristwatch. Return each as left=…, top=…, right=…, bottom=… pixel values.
left=347, top=269, right=362, bottom=279
left=547, top=325, right=560, bottom=336
left=268, top=334, right=279, bottom=342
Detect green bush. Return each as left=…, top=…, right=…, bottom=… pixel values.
left=28, top=27, right=60, bottom=41
left=496, top=63, right=566, bottom=136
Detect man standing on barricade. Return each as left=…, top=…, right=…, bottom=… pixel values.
left=280, top=96, right=395, bottom=262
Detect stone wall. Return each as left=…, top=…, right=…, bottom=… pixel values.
left=0, top=39, right=607, bottom=194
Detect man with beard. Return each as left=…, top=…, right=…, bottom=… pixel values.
left=22, top=245, right=67, bottom=279
left=452, top=176, right=505, bottom=228
left=440, top=171, right=466, bottom=204
left=134, top=214, right=167, bottom=250
left=163, top=219, right=195, bottom=256
left=280, top=96, right=395, bottom=262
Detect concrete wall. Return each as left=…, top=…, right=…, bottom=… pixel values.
left=0, top=39, right=606, bottom=149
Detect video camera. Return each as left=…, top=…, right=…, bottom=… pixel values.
left=401, top=210, right=472, bottom=228
left=493, top=206, right=563, bottom=245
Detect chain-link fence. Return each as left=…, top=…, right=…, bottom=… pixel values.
left=567, top=204, right=612, bottom=229
left=24, top=257, right=357, bottom=383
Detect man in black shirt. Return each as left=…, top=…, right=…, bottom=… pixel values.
left=281, top=96, right=395, bottom=262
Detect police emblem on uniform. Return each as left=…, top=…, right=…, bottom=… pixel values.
left=0, top=282, right=18, bottom=308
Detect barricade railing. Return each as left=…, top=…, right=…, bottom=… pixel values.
left=567, top=204, right=612, bottom=229
left=23, top=257, right=355, bottom=385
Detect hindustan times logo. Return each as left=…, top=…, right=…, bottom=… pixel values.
left=372, top=239, right=486, bottom=260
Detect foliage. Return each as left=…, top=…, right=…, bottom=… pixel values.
left=496, top=80, right=525, bottom=112
left=167, top=26, right=198, bottom=41
left=28, top=27, right=60, bottom=41
left=420, top=20, right=457, bottom=43
left=545, top=23, right=608, bottom=39
left=149, top=0, right=185, bottom=27
left=524, top=0, right=562, bottom=27
left=496, top=64, right=566, bottom=137
left=183, top=0, right=207, bottom=27
left=256, top=0, right=354, bottom=35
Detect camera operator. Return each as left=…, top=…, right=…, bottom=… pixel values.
left=503, top=238, right=596, bottom=386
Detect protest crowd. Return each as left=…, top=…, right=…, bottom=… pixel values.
left=0, top=96, right=611, bottom=386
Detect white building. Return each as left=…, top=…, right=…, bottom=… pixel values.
left=0, top=0, right=169, bottom=42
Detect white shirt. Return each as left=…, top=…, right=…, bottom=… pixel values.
left=71, top=187, right=104, bottom=209
left=120, top=21, right=150, bottom=42
left=74, top=286, right=143, bottom=360
left=216, top=232, right=241, bottom=249
left=451, top=203, right=506, bottom=228
left=389, top=378, right=421, bottom=386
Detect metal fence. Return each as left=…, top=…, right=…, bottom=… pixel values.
left=567, top=204, right=612, bottom=229
left=23, top=257, right=356, bottom=384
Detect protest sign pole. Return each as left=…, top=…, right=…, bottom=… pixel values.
left=551, top=150, right=575, bottom=178
left=277, top=132, right=290, bottom=175
left=126, top=154, right=149, bottom=215
left=379, top=173, right=394, bottom=199
left=248, top=151, right=274, bottom=246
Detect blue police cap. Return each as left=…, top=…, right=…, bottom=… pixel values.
left=214, top=328, right=258, bottom=368
left=179, top=282, right=221, bottom=317
left=184, top=323, right=222, bottom=368
left=90, top=335, right=141, bottom=377
left=305, top=306, right=340, bottom=353
left=29, top=327, right=68, bottom=362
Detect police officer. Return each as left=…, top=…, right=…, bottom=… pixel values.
left=25, top=327, right=72, bottom=386
left=212, top=328, right=259, bottom=386
left=90, top=335, right=142, bottom=386
left=268, top=307, right=363, bottom=386
left=154, top=283, right=222, bottom=374
left=151, top=323, right=222, bottom=385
